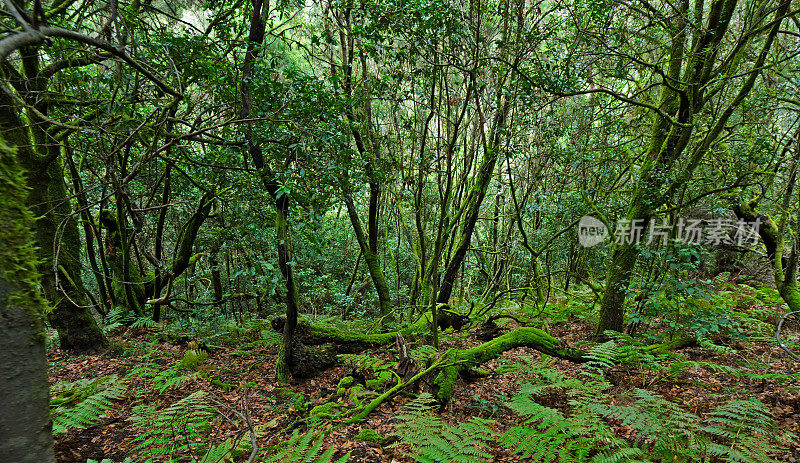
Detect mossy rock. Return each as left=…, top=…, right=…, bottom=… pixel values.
left=355, top=428, right=385, bottom=444
left=310, top=401, right=343, bottom=419
left=338, top=376, right=355, bottom=388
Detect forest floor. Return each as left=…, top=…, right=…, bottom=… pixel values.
left=48, top=305, right=800, bottom=463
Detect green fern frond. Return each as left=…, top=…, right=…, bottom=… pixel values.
left=394, top=393, right=496, bottom=463
left=129, top=391, right=217, bottom=463
left=265, top=430, right=349, bottom=463
left=51, top=375, right=126, bottom=434
left=700, top=399, right=789, bottom=463
left=584, top=341, right=618, bottom=372
left=338, top=353, right=396, bottom=372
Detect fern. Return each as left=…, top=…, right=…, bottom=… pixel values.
left=591, top=389, right=707, bottom=461
left=701, top=399, right=791, bottom=463
left=409, top=343, right=438, bottom=366
left=265, top=430, right=349, bottom=463
left=584, top=341, right=619, bottom=373
left=502, top=379, right=634, bottom=462
left=127, top=361, right=190, bottom=394
left=199, top=425, right=269, bottom=463
left=394, top=393, right=496, bottom=463
left=338, top=353, right=397, bottom=372
left=590, top=389, right=792, bottom=463
left=131, top=316, right=159, bottom=329
left=50, top=375, right=126, bottom=434
left=128, top=391, right=217, bottom=462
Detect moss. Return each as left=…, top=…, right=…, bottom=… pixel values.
left=366, top=371, right=394, bottom=390
left=0, top=131, right=56, bottom=460
left=347, top=384, right=370, bottom=407
left=338, top=376, right=355, bottom=388
left=309, top=401, right=342, bottom=419
left=355, top=428, right=385, bottom=444
left=432, top=327, right=586, bottom=404
left=0, top=136, right=46, bottom=321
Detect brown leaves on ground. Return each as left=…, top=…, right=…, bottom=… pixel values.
left=49, top=314, right=800, bottom=462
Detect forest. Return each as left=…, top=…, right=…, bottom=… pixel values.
left=1, top=0, right=800, bottom=461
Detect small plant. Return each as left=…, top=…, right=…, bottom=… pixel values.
left=265, top=430, right=350, bottom=462
left=50, top=375, right=126, bottom=434
left=128, top=391, right=217, bottom=462
left=394, top=393, right=497, bottom=463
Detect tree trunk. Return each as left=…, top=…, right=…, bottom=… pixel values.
left=0, top=135, right=55, bottom=462
left=0, top=82, right=106, bottom=352
left=594, top=0, right=788, bottom=336
left=240, top=0, right=301, bottom=382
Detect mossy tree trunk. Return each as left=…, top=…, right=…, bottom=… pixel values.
left=0, top=135, right=55, bottom=462
left=98, top=191, right=213, bottom=316
left=0, top=62, right=106, bottom=352
left=436, top=6, right=521, bottom=306
left=596, top=0, right=790, bottom=336
left=735, top=200, right=800, bottom=313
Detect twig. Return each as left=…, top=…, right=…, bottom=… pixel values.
left=776, top=310, right=800, bottom=360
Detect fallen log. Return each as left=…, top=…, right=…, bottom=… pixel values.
left=271, top=316, right=695, bottom=406
left=431, top=327, right=587, bottom=404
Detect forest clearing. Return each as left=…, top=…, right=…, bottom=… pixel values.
left=2, top=0, right=800, bottom=462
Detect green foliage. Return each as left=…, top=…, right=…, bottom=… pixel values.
left=127, top=361, right=190, bottom=394
left=590, top=389, right=793, bottom=463
left=128, top=391, right=217, bottom=463
left=355, top=428, right=385, bottom=443
left=50, top=375, right=126, bottom=434
left=265, top=430, right=349, bottom=463
left=397, top=356, right=793, bottom=463
left=500, top=361, right=631, bottom=462
left=338, top=353, right=396, bottom=372
left=394, top=393, right=497, bottom=463
left=176, top=348, right=208, bottom=371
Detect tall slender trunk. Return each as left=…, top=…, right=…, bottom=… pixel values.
left=240, top=0, right=300, bottom=382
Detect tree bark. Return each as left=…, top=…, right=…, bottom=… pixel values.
left=0, top=135, right=55, bottom=462
left=0, top=77, right=106, bottom=352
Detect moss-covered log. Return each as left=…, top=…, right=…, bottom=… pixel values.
left=271, top=318, right=401, bottom=353
left=431, top=327, right=586, bottom=404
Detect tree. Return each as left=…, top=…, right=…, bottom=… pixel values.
left=0, top=2, right=108, bottom=351
left=0, top=134, right=55, bottom=462
left=576, top=0, right=794, bottom=335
